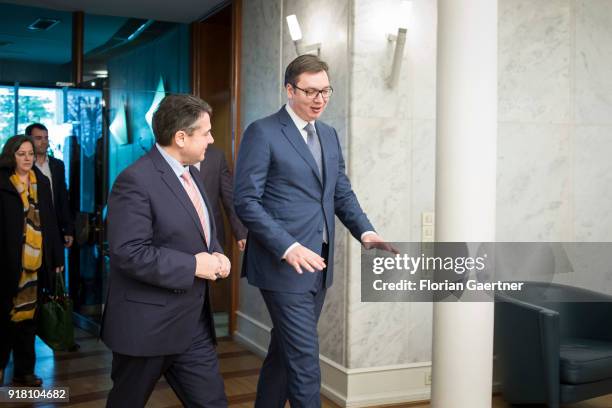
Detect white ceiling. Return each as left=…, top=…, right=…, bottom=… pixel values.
left=2, top=0, right=227, bottom=23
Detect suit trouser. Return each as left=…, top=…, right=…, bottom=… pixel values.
left=255, top=244, right=328, bottom=408
left=106, top=313, right=227, bottom=408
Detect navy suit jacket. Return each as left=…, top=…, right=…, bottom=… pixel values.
left=101, top=147, right=222, bottom=357
left=234, top=106, right=374, bottom=293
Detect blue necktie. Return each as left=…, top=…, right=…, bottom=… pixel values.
left=304, top=123, right=327, bottom=243
left=304, top=123, right=323, bottom=179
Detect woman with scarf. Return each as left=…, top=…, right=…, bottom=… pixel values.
left=0, top=135, right=64, bottom=387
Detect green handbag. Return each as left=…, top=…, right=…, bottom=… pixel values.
left=37, top=271, right=77, bottom=351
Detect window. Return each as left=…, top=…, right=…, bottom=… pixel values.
left=0, top=86, right=15, bottom=151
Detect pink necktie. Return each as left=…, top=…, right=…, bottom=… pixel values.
left=181, top=171, right=209, bottom=245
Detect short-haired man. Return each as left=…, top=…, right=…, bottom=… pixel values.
left=235, top=55, right=387, bottom=407
left=102, top=94, right=230, bottom=407
left=25, top=123, right=74, bottom=248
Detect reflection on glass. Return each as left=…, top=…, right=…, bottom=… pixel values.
left=66, top=88, right=103, bottom=213
left=17, top=87, right=68, bottom=159
left=0, top=86, right=16, bottom=150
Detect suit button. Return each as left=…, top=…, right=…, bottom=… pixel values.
left=318, top=228, right=323, bottom=232
left=173, top=289, right=181, bottom=294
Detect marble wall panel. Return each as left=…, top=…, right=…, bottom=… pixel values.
left=575, top=0, right=612, bottom=125
left=574, top=125, right=612, bottom=241
left=498, top=0, right=571, bottom=123
left=496, top=123, right=572, bottom=241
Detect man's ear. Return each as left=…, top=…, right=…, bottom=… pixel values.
left=174, top=130, right=186, bottom=148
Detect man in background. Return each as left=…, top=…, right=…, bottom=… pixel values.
left=26, top=123, right=74, bottom=249
left=197, top=145, right=247, bottom=251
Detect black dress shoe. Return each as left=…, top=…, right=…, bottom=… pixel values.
left=11, top=374, right=43, bottom=387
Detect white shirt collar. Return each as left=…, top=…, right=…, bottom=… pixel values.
left=155, top=143, right=188, bottom=179
left=285, top=104, right=315, bottom=133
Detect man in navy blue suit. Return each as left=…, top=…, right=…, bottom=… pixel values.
left=102, top=94, right=230, bottom=408
left=234, top=55, right=387, bottom=407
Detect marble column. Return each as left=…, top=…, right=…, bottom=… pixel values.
left=431, top=1, right=497, bottom=407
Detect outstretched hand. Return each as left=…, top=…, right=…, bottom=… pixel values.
left=361, top=233, right=399, bottom=254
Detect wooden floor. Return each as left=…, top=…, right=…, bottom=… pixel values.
left=1, top=328, right=612, bottom=407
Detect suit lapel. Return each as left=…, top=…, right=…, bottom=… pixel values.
left=278, top=107, right=323, bottom=187
left=149, top=148, right=207, bottom=244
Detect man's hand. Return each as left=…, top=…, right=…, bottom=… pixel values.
left=361, top=233, right=399, bottom=254
left=284, top=244, right=326, bottom=274
left=64, top=235, right=74, bottom=248
left=212, top=252, right=231, bottom=278
left=237, top=239, right=246, bottom=252
left=195, top=252, right=221, bottom=280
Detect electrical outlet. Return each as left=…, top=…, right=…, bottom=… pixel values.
left=425, top=372, right=432, bottom=385
left=422, top=211, right=435, bottom=226
left=422, top=225, right=434, bottom=242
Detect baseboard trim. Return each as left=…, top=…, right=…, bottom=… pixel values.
left=235, top=311, right=432, bottom=407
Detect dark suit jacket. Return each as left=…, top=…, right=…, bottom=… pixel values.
left=198, top=146, right=247, bottom=246
left=101, top=147, right=223, bottom=357
left=47, top=157, right=74, bottom=237
left=234, top=106, right=374, bottom=293
left=0, top=166, right=64, bottom=307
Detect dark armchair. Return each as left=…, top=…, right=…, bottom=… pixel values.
left=495, top=282, right=612, bottom=407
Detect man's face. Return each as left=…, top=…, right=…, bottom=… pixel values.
left=180, top=112, right=214, bottom=165
left=30, top=128, right=49, bottom=156
left=286, top=70, right=331, bottom=122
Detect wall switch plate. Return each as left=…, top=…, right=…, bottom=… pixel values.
left=422, top=211, right=435, bottom=226
left=422, top=225, right=434, bottom=242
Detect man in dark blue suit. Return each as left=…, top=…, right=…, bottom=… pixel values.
left=234, top=55, right=387, bottom=407
left=102, top=94, right=230, bottom=408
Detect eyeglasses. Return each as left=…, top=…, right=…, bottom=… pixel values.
left=291, top=84, right=333, bottom=100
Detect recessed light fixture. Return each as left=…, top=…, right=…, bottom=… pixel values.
left=28, top=18, right=60, bottom=31
left=93, top=70, right=108, bottom=78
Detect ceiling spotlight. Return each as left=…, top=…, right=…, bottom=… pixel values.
left=28, top=18, right=60, bottom=31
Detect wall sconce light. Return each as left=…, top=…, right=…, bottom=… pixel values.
left=286, top=14, right=321, bottom=56
left=387, top=0, right=413, bottom=88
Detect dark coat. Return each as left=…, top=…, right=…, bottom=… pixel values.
left=0, top=166, right=65, bottom=305
left=198, top=146, right=247, bottom=246
left=47, top=157, right=74, bottom=237
left=101, top=147, right=223, bottom=357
